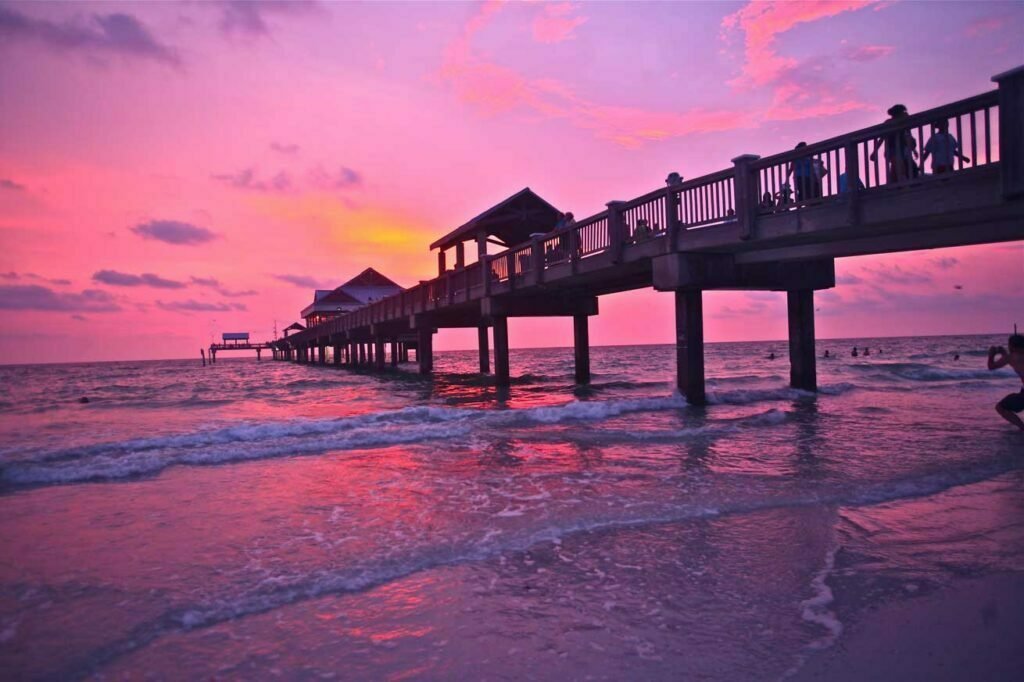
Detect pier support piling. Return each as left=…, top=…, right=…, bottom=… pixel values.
left=391, top=340, right=399, bottom=367
left=333, top=341, right=342, bottom=365
left=787, top=289, right=817, bottom=391
left=573, top=314, right=591, bottom=385
left=674, top=290, right=705, bottom=405
left=417, top=328, right=433, bottom=375
left=375, top=337, right=386, bottom=371
left=493, top=316, right=510, bottom=387
left=478, top=324, right=490, bottom=374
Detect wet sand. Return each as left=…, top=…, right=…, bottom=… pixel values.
left=794, top=571, right=1024, bottom=681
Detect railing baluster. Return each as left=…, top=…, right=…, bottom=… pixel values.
left=984, top=107, right=992, bottom=163
left=969, top=110, right=978, bottom=168
left=955, top=114, right=964, bottom=172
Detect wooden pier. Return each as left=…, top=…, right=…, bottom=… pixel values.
left=208, top=333, right=273, bottom=363
left=272, top=67, right=1024, bottom=404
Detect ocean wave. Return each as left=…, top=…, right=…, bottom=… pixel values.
left=707, top=382, right=855, bottom=405
left=853, top=362, right=1008, bottom=382
left=0, top=396, right=698, bottom=487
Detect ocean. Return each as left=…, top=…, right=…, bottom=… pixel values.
left=1, top=334, right=1022, bottom=680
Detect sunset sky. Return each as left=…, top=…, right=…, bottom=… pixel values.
left=1, top=0, right=1022, bottom=364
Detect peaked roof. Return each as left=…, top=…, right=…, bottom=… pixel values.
left=316, top=287, right=363, bottom=306
left=429, top=188, right=562, bottom=252
left=340, top=267, right=402, bottom=289
left=284, top=322, right=306, bottom=331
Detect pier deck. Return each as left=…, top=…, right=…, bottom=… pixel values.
left=273, top=67, right=1024, bottom=403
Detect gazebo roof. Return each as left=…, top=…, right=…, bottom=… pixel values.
left=284, top=322, right=306, bottom=331
left=429, top=188, right=561, bottom=252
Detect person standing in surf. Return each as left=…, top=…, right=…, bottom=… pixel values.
left=988, top=334, right=1024, bottom=432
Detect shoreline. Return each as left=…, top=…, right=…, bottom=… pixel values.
left=792, top=571, right=1024, bottom=681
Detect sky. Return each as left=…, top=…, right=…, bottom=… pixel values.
left=0, top=0, right=1022, bottom=364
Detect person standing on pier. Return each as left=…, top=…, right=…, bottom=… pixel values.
left=922, top=119, right=971, bottom=174
left=989, top=335, right=1024, bottom=432
left=870, top=104, right=916, bottom=183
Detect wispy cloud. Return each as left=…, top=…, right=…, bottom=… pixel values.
left=130, top=220, right=218, bottom=245
left=0, top=284, right=121, bottom=312
left=965, top=16, right=1004, bottom=38
left=157, top=299, right=247, bottom=312
left=190, top=276, right=258, bottom=297
left=308, top=165, right=362, bottom=191
left=92, top=270, right=185, bottom=289
left=0, top=4, right=181, bottom=67
left=532, top=3, right=587, bottom=44
left=212, top=168, right=292, bottom=193
left=841, top=44, right=895, bottom=62
left=930, top=256, right=959, bottom=271
left=2, top=271, right=72, bottom=286
left=273, top=274, right=328, bottom=289
left=213, top=0, right=321, bottom=37
left=270, top=141, right=300, bottom=155
left=1, top=178, right=26, bottom=191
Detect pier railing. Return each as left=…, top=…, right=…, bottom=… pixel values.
left=287, top=85, right=1005, bottom=346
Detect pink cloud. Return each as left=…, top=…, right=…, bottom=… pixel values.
left=532, top=3, right=587, bottom=44
left=441, top=3, right=749, bottom=147
left=721, top=0, right=876, bottom=87
left=965, top=16, right=1003, bottom=38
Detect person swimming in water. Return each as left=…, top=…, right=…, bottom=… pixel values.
left=864, top=347, right=871, bottom=356
left=988, top=334, right=1024, bottom=432
left=768, top=351, right=776, bottom=360
left=851, top=347, right=858, bottom=358
left=823, top=349, right=830, bottom=358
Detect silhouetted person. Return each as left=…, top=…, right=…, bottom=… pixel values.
left=954, top=353, right=960, bottom=361
left=922, top=119, right=971, bottom=174
left=870, top=104, right=916, bottom=183
left=838, top=171, right=865, bottom=193
left=768, top=351, right=776, bottom=360
left=989, top=335, right=1024, bottom=431
left=788, top=142, right=825, bottom=202
left=760, top=191, right=775, bottom=211
left=824, top=349, right=830, bottom=358
left=864, top=347, right=870, bottom=356
left=852, top=347, right=859, bottom=358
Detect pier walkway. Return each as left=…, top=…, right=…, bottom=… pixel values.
left=272, top=67, right=1024, bottom=404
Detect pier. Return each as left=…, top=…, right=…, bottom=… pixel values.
left=272, top=67, right=1024, bottom=404
left=208, top=333, right=272, bottom=363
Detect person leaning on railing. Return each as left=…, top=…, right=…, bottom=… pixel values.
left=787, top=142, right=825, bottom=202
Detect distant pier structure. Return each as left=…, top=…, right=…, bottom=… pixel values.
left=270, top=67, right=1024, bottom=403
left=208, top=332, right=273, bottom=363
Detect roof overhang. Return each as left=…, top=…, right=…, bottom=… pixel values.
left=429, top=188, right=561, bottom=251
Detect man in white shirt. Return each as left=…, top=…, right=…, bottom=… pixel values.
left=922, top=119, right=971, bottom=174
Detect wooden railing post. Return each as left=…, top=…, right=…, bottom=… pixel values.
left=731, top=154, right=760, bottom=240
left=664, top=187, right=681, bottom=253
left=531, top=235, right=544, bottom=285
left=993, top=65, right=1024, bottom=199
left=506, top=252, right=515, bottom=290
left=606, top=201, right=625, bottom=263
left=482, top=255, right=492, bottom=296
left=844, top=141, right=861, bottom=225
left=568, top=228, right=581, bottom=274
